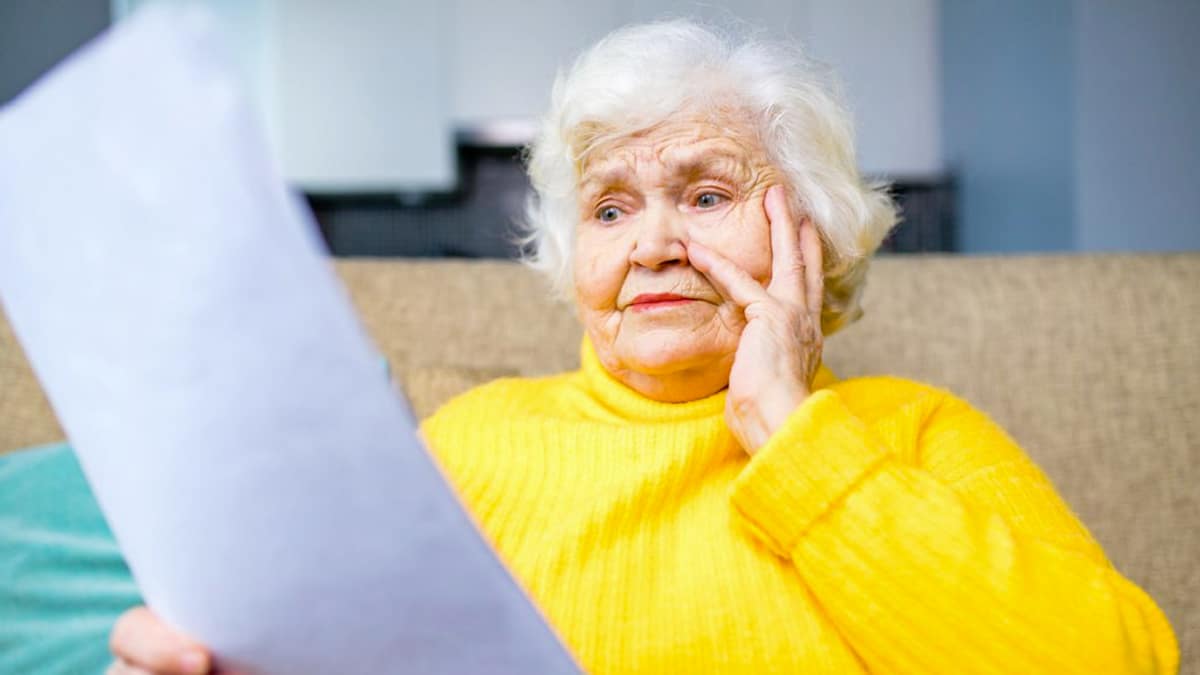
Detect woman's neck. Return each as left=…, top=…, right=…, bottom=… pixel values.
left=606, top=359, right=732, bottom=403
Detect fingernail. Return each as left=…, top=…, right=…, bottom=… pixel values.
left=762, top=187, right=776, bottom=212
left=179, top=649, right=208, bottom=674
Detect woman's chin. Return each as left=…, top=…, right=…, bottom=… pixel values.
left=616, top=329, right=730, bottom=377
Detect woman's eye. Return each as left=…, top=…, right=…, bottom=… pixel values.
left=695, top=192, right=725, bottom=209
left=597, top=206, right=623, bottom=223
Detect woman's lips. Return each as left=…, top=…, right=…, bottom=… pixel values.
left=629, top=293, right=696, bottom=311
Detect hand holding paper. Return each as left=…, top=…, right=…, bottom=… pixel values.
left=0, top=6, right=578, bottom=674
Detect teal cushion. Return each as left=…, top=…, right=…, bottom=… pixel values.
left=0, top=442, right=141, bottom=674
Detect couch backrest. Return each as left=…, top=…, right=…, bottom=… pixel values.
left=3, top=253, right=1197, bottom=661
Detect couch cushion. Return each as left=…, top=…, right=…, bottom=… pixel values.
left=397, top=365, right=517, bottom=421
left=0, top=316, right=64, bottom=453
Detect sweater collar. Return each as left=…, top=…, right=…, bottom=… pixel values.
left=578, top=335, right=836, bottom=423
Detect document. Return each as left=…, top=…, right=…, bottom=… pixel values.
left=0, top=6, right=579, bottom=674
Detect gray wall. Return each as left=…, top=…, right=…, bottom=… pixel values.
left=942, top=0, right=1199, bottom=253
left=941, top=0, right=1076, bottom=253
left=1075, top=0, right=1200, bottom=252
left=0, top=0, right=109, bottom=105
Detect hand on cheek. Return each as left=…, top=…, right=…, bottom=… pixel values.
left=688, top=185, right=825, bottom=455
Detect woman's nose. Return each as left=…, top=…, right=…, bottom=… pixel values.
left=629, top=206, right=688, bottom=271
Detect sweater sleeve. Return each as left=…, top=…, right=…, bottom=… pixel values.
left=729, top=387, right=1179, bottom=675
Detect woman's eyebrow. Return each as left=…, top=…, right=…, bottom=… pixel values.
left=664, top=149, right=752, bottom=181
left=578, top=147, right=753, bottom=197
left=579, top=165, right=631, bottom=198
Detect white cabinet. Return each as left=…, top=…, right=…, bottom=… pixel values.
left=113, top=0, right=454, bottom=193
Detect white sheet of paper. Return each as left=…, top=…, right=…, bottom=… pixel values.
left=0, top=6, right=579, bottom=674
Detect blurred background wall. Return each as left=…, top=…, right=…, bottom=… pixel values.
left=0, top=0, right=109, bottom=103
left=941, top=0, right=1075, bottom=253
left=1, top=0, right=1196, bottom=255
left=1073, top=1, right=1200, bottom=252
left=943, top=0, right=1200, bottom=254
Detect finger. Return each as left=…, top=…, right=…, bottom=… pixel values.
left=108, top=659, right=156, bottom=675
left=687, top=240, right=770, bottom=308
left=798, top=217, right=824, bottom=316
left=764, top=185, right=806, bottom=305
left=111, top=606, right=211, bottom=674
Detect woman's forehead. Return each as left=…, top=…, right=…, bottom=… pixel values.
left=579, top=118, right=766, bottom=186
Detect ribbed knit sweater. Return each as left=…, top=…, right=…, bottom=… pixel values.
left=419, top=338, right=1179, bottom=674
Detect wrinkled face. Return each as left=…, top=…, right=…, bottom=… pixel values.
left=573, top=115, right=783, bottom=396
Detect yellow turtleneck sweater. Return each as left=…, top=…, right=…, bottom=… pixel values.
left=418, top=339, right=1178, bottom=674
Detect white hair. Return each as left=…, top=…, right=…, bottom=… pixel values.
left=519, top=19, right=898, bottom=335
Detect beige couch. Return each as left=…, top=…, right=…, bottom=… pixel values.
left=2, top=254, right=1197, bottom=668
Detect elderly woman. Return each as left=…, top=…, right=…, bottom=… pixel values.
left=96, top=20, right=1177, bottom=674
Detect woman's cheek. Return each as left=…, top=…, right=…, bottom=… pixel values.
left=573, top=228, right=627, bottom=310
left=688, top=202, right=772, bottom=282
left=735, top=200, right=773, bottom=281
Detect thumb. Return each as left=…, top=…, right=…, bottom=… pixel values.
left=110, top=606, right=211, bottom=674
